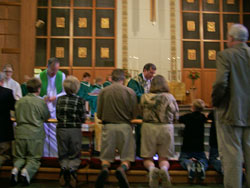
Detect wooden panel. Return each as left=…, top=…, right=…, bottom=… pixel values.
left=72, top=69, right=94, bottom=82
left=19, top=0, right=37, bottom=82
left=182, top=0, right=199, bottom=11
left=6, top=6, right=20, bottom=20
left=182, top=70, right=202, bottom=103
left=94, top=69, right=114, bottom=83
left=0, top=6, right=7, bottom=19
left=5, top=35, right=19, bottom=48
left=202, top=71, right=216, bottom=106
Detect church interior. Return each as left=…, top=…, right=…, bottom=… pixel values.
left=0, top=0, right=250, bottom=187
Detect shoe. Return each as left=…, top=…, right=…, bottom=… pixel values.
left=187, top=162, right=196, bottom=180
left=20, top=168, right=30, bottom=186
left=10, top=167, right=18, bottom=186
left=59, top=168, right=67, bottom=187
left=95, top=168, right=109, bottom=188
left=196, top=161, right=205, bottom=180
left=115, top=167, right=130, bottom=188
left=148, top=167, right=159, bottom=188
left=69, top=170, right=77, bottom=188
left=159, top=169, right=172, bottom=188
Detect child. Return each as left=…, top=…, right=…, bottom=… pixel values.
left=56, top=76, right=86, bottom=188
left=11, top=78, right=50, bottom=186
left=140, top=75, right=179, bottom=188
left=179, top=99, right=208, bottom=181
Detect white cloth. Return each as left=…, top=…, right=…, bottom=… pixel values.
left=37, top=72, right=66, bottom=157
left=3, top=78, right=22, bottom=100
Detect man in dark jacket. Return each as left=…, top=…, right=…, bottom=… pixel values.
left=0, top=72, right=15, bottom=166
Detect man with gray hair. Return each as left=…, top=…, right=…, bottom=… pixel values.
left=0, top=72, right=15, bottom=166
left=212, top=24, right=250, bottom=188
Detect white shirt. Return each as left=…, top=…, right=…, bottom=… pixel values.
left=3, top=78, right=22, bottom=100
left=142, top=73, right=152, bottom=94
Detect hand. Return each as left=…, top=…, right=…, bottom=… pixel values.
left=48, top=96, right=57, bottom=102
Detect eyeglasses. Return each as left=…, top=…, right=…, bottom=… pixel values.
left=4, top=70, right=13, bottom=73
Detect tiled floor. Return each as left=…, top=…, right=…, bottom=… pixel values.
left=0, top=178, right=223, bottom=188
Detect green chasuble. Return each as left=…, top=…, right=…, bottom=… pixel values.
left=39, top=70, right=63, bottom=97
left=21, top=83, right=28, bottom=97
left=127, top=73, right=145, bottom=102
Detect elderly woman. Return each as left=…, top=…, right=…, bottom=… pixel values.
left=140, top=75, right=179, bottom=188
left=56, top=76, right=86, bottom=188
left=3, top=64, right=22, bottom=100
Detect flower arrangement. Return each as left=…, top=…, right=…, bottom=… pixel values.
left=188, top=71, right=200, bottom=87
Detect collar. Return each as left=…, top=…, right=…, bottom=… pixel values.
left=142, top=73, right=151, bottom=82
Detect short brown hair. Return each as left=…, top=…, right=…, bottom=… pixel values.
left=27, top=78, right=42, bottom=93
left=63, top=76, right=80, bottom=95
left=83, top=72, right=91, bottom=78
left=143, top=63, right=156, bottom=71
left=3, top=64, right=14, bottom=71
left=150, top=75, right=169, bottom=93
left=112, top=69, right=125, bottom=82
left=192, top=99, right=205, bottom=112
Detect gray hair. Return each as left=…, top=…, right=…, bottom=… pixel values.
left=63, top=76, right=80, bottom=95
left=0, top=72, right=5, bottom=82
left=112, top=69, right=125, bottom=82
left=48, top=57, right=60, bottom=67
left=228, top=24, right=249, bottom=42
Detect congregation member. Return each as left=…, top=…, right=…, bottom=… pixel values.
left=39, top=57, right=65, bottom=157
left=140, top=75, right=179, bottom=188
left=212, top=24, right=250, bottom=188
left=56, top=76, right=86, bottom=188
left=2, top=64, right=22, bottom=100
left=77, top=72, right=97, bottom=117
left=179, top=99, right=208, bottom=181
left=128, top=63, right=156, bottom=157
left=95, top=69, right=137, bottom=188
left=0, top=72, right=15, bottom=167
left=207, top=110, right=222, bottom=174
left=11, top=78, right=50, bottom=186
left=103, top=75, right=112, bottom=87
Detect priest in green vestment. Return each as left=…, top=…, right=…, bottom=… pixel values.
left=38, top=57, right=65, bottom=157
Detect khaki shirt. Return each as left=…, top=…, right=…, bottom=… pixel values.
left=15, top=93, right=50, bottom=139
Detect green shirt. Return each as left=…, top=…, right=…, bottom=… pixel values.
left=15, top=93, right=50, bottom=139
left=127, top=73, right=145, bottom=102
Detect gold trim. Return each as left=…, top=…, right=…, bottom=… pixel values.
left=187, top=21, right=195, bottom=31
left=207, top=21, right=216, bottom=32
left=101, top=47, right=109, bottom=58
left=56, top=17, right=65, bottom=28
left=208, top=50, right=216, bottom=60
left=101, top=18, right=110, bottom=29
left=78, top=17, right=87, bottom=28
left=188, top=49, right=196, bottom=60
left=78, top=47, right=87, bottom=58
left=186, top=0, right=194, bottom=3
left=56, top=47, right=64, bottom=58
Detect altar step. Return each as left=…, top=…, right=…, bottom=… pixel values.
left=0, top=166, right=222, bottom=184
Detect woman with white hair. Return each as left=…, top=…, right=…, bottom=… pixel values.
left=56, top=76, right=86, bottom=188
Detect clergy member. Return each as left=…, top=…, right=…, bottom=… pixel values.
left=3, top=64, right=22, bottom=100
left=39, top=57, right=65, bottom=157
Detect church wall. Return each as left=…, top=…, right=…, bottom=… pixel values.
left=116, top=0, right=182, bottom=81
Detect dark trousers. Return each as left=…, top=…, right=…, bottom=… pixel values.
left=209, top=147, right=222, bottom=173
left=179, top=151, right=208, bottom=170
left=56, top=128, right=82, bottom=171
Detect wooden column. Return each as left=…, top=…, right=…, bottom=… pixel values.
left=19, top=0, right=37, bottom=83
left=122, top=0, right=128, bottom=70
